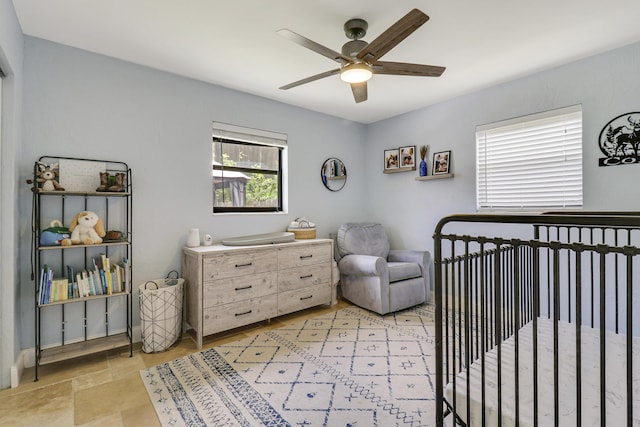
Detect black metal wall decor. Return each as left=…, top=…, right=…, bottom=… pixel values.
left=599, top=112, right=640, bottom=166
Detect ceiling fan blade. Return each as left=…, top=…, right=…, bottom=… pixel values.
left=279, top=69, right=341, bottom=90
left=373, top=61, right=445, bottom=77
left=277, top=29, right=352, bottom=64
left=350, top=82, right=368, bottom=103
left=356, top=9, right=429, bottom=62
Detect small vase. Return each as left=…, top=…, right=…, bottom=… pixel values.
left=419, top=160, right=427, bottom=176
left=187, top=228, right=200, bottom=247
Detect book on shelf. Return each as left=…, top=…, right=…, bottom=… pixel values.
left=44, top=266, right=53, bottom=305
left=38, top=253, right=128, bottom=305
left=51, top=278, right=68, bottom=302
left=88, top=271, right=96, bottom=296
left=37, top=266, right=46, bottom=305
left=78, top=270, right=88, bottom=298
left=38, top=267, right=67, bottom=304
left=66, top=265, right=77, bottom=299
left=101, top=254, right=113, bottom=294
left=38, top=265, right=51, bottom=305
left=92, top=257, right=104, bottom=295
left=114, top=264, right=123, bottom=293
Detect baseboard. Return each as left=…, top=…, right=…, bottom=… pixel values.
left=10, top=349, right=34, bottom=388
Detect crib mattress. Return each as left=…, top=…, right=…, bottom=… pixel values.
left=445, top=317, right=640, bottom=426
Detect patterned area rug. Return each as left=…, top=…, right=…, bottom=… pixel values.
left=140, top=303, right=437, bottom=426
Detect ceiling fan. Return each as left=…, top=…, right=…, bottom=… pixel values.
left=277, top=8, right=445, bottom=103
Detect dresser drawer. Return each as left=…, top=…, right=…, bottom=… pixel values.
left=203, top=272, right=277, bottom=308
left=278, top=285, right=331, bottom=316
left=203, top=294, right=278, bottom=335
left=203, top=250, right=276, bottom=280
left=278, top=243, right=331, bottom=270
left=278, top=263, right=331, bottom=292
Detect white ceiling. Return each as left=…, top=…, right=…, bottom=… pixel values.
left=12, top=0, right=640, bottom=124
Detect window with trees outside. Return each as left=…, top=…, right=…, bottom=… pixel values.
left=212, top=123, right=286, bottom=213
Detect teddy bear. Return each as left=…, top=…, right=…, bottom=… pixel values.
left=26, top=162, right=65, bottom=192
left=60, top=211, right=106, bottom=245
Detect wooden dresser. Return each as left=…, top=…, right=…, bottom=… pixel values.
left=182, top=239, right=333, bottom=348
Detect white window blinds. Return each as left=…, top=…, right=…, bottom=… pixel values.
left=476, top=105, right=583, bottom=210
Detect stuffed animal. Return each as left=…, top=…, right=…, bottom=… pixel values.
left=26, top=162, right=65, bottom=192
left=60, top=211, right=106, bottom=245
left=40, top=220, right=71, bottom=246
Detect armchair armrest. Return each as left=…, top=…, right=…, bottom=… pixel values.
left=388, top=249, right=430, bottom=263
left=388, top=250, right=431, bottom=272
left=338, top=254, right=388, bottom=277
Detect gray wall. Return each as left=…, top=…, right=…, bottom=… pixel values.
left=12, top=33, right=640, bottom=365
left=0, top=0, right=24, bottom=389
left=19, top=37, right=368, bottom=349
left=364, top=41, right=640, bottom=253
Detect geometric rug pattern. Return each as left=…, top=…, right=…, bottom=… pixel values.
left=140, top=303, right=437, bottom=426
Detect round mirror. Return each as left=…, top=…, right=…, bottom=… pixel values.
left=321, top=158, right=347, bottom=192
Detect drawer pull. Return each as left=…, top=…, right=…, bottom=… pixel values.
left=235, top=262, right=253, bottom=268
left=300, top=255, right=313, bottom=259
left=235, top=310, right=253, bottom=316
left=300, top=274, right=313, bottom=279
left=299, top=295, right=313, bottom=301
left=235, top=285, right=253, bottom=291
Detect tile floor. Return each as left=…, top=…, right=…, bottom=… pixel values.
left=0, top=300, right=350, bottom=426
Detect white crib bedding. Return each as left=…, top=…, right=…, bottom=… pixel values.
left=445, top=317, right=640, bottom=426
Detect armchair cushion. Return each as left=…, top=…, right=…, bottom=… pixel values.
left=337, top=223, right=390, bottom=259
left=388, top=262, right=422, bottom=283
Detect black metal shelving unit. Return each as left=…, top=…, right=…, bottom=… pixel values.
left=30, top=156, right=133, bottom=381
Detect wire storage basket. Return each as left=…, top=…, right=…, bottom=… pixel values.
left=138, top=271, right=184, bottom=353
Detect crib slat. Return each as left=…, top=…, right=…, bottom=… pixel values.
left=551, top=241, right=560, bottom=427
left=625, top=247, right=633, bottom=426
left=434, top=238, right=443, bottom=427
left=574, top=245, right=583, bottom=427
left=463, top=239, right=471, bottom=425
left=532, top=241, right=540, bottom=427
left=513, top=242, right=521, bottom=426
left=479, top=242, right=487, bottom=427
left=599, top=248, right=606, bottom=426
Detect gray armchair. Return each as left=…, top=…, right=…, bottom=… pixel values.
left=335, top=223, right=431, bottom=315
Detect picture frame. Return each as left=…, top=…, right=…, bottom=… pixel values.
left=384, top=149, right=399, bottom=171
left=399, top=145, right=416, bottom=169
left=58, top=158, right=106, bottom=192
left=433, top=150, right=451, bottom=175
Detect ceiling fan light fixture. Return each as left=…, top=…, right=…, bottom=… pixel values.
left=340, top=63, right=373, bottom=83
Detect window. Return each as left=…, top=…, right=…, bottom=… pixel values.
left=476, top=105, right=582, bottom=211
left=212, top=122, right=287, bottom=213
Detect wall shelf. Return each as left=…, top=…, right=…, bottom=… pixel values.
left=383, top=167, right=416, bottom=174
left=415, top=173, right=454, bottom=181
